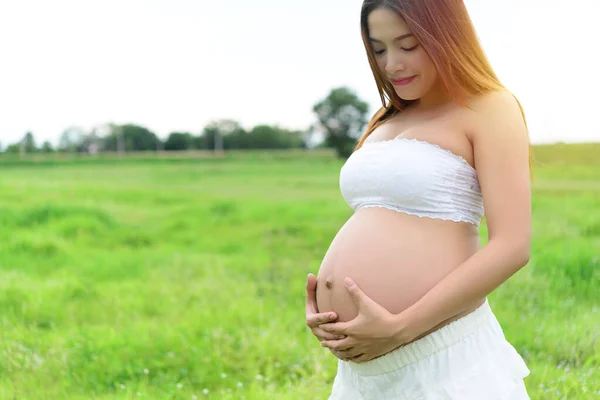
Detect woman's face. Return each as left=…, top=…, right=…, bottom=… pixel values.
left=367, top=7, right=439, bottom=101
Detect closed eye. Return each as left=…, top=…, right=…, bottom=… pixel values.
left=374, top=45, right=419, bottom=56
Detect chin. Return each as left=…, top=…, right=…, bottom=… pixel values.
left=395, top=90, right=422, bottom=101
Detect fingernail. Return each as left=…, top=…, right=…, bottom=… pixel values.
left=344, top=278, right=354, bottom=287
left=329, top=313, right=335, bottom=320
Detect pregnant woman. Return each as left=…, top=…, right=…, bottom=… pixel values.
left=305, top=1, right=532, bottom=399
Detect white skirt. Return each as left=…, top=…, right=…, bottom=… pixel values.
left=328, top=299, right=531, bottom=400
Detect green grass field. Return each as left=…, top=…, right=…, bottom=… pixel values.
left=0, top=143, right=598, bottom=399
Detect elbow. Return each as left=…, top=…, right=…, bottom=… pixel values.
left=519, top=246, right=531, bottom=267
left=513, top=239, right=531, bottom=267
left=492, top=237, right=530, bottom=268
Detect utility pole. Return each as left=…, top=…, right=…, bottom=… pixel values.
left=117, top=126, right=125, bottom=155
left=214, top=130, right=223, bottom=155
left=19, top=137, right=25, bottom=159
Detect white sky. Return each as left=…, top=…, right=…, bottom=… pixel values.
left=0, top=0, right=598, bottom=147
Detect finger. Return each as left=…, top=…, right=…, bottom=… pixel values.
left=321, top=338, right=353, bottom=351
left=343, top=349, right=363, bottom=359
left=306, top=312, right=337, bottom=328
left=312, top=328, right=346, bottom=341
left=349, top=353, right=366, bottom=363
left=344, top=278, right=367, bottom=309
left=305, top=274, right=318, bottom=313
left=331, top=350, right=363, bottom=362
left=330, top=349, right=351, bottom=361
left=306, top=273, right=317, bottom=292
left=334, top=347, right=359, bottom=356
left=320, top=321, right=349, bottom=335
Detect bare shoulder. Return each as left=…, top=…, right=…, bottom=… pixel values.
left=464, top=89, right=531, bottom=250
left=464, top=90, right=527, bottom=142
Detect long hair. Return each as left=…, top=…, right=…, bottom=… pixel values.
left=356, top=0, right=531, bottom=171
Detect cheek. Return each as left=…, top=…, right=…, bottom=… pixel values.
left=376, top=59, right=386, bottom=74
left=413, top=53, right=431, bottom=73
left=415, top=53, right=438, bottom=86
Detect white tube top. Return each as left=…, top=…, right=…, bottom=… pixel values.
left=339, top=137, right=485, bottom=226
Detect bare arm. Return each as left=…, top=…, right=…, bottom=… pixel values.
left=391, top=90, right=532, bottom=343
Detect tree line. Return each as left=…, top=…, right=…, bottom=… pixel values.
left=1, top=121, right=308, bottom=154
left=0, top=87, right=370, bottom=159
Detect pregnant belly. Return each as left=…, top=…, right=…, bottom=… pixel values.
left=316, top=207, right=481, bottom=323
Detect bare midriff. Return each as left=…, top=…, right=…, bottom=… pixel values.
left=316, top=207, right=486, bottom=342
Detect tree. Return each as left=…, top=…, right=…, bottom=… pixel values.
left=58, top=126, right=87, bottom=153
left=278, top=126, right=308, bottom=149
left=102, top=124, right=160, bottom=152
left=74, top=129, right=100, bottom=154
left=312, top=87, right=369, bottom=158
left=41, top=141, right=54, bottom=153
left=5, top=144, right=20, bottom=154
left=164, top=132, right=194, bottom=151
left=201, top=119, right=246, bottom=153
left=247, top=125, right=279, bottom=148
left=191, top=134, right=207, bottom=150
left=22, top=131, right=37, bottom=153
left=245, top=125, right=306, bottom=149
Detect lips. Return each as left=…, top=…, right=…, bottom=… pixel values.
left=391, top=76, right=416, bottom=86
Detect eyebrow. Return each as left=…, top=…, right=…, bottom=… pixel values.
left=368, top=33, right=414, bottom=43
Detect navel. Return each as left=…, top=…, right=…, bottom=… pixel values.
left=325, top=276, right=334, bottom=289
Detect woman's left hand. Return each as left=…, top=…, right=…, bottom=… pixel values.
left=319, top=278, right=413, bottom=363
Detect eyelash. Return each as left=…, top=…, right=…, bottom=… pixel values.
left=374, top=45, right=418, bottom=56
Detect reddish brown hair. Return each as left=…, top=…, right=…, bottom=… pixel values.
left=357, top=0, right=531, bottom=168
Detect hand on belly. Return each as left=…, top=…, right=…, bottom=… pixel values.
left=315, top=210, right=478, bottom=322
left=316, top=277, right=410, bottom=363
left=316, top=273, right=361, bottom=322
left=312, top=207, right=479, bottom=361
left=315, top=264, right=447, bottom=323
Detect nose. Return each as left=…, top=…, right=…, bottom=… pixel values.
left=385, top=50, right=406, bottom=75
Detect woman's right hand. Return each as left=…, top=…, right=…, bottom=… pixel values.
left=305, top=273, right=346, bottom=342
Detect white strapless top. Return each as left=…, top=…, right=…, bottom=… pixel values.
left=339, top=137, right=485, bottom=226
